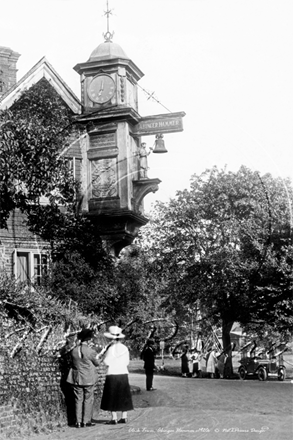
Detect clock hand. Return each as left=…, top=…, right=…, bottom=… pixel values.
left=98, top=81, right=104, bottom=96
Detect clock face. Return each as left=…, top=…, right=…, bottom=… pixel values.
left=87, top=74, right=115, bottom=104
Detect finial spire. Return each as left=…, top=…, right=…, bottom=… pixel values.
left=103, top=0, right=114, bottom=42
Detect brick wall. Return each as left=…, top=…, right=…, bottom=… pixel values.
left=0, top=46, right=20, bottom=98
left=0, top=404, right=17, bottom=438
left=0, top=209, right=49, bottom=276
left=0, top=322, right=66, bottom=438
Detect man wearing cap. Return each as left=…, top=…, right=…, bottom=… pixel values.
left=66, top=329, right=101, bottom=428
left=142, top=339, right=157, bottom=391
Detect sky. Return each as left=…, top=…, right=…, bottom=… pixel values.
left=1, top=0, right=293, bottom=211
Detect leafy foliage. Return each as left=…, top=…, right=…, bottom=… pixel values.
left=0, top=273, right=90, bottom=327
left=139, top=166, right=293, bottom=347
left=0, top=79, right=118, bottom=316
left=0, top=78, right=76, bottom=229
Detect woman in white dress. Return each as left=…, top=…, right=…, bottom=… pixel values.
left=206, top=345, right=218, bottom=378
left=100, top=326, right=133, bottom=424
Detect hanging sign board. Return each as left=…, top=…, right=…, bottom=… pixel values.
left=133, top=111, right=185, bottom=136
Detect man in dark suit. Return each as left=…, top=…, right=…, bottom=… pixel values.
left=142, top=339, right=157, bottom=391
left=66, top=329, right=101, bottom=428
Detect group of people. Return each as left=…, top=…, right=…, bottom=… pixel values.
left=66, top=325, right=133, bottom=428
left=180, top=344, right=219, bottom=378
left=65, top=326, right=233, bottom=427
left=180, top=338, right=233, bottom=379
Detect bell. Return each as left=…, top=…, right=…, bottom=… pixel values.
left=153, top=134, right=168, bottom=153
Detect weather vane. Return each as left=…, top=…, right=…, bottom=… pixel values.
left=103, top=0, right=114, bottom=42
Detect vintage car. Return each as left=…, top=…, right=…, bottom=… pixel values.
left=238, top=341, right=287, bottom=381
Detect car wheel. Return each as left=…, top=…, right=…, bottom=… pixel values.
left=278, top=367, right=286, bottom=381
left=239, top=366, right=246, bottom=380
left=257, top=367, right=267, bottom=381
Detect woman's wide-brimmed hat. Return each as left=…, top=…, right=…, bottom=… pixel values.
left=104, top=325, right=125, bottom=339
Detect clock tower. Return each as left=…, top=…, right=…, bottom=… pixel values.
left=76, top=33, right=143, bottom=113
left=72, top=10, right=184, bottom=256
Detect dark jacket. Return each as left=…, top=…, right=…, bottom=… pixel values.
left=143, top=346, right=156, bottom=371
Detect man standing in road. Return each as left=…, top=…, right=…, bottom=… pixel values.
left=142, top=339, right=157, bottom=391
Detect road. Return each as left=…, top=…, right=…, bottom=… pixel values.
left=28, top=373, right=293, bottom=440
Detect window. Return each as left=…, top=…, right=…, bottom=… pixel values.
left=14, top=249, right=48, bottom=284
left=65, top=157, right=82, bottom=181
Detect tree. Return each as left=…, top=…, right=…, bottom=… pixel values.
left=0, top=79, right=117, bottom=313
left=113, top=246, right=165, bottom=324
left=0, top=78, right=77, bottom=229
left=139, top=166, right=293, bottom=350
left=97, top=244, right=180, bottom=355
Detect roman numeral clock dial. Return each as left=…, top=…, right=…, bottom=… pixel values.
left=87, top=74, right=115, bottom=104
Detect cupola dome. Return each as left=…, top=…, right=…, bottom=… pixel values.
left=89, top=41, right=129, bottom=61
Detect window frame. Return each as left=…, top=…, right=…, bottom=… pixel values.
left=13, top=248, right=49, bottom=284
